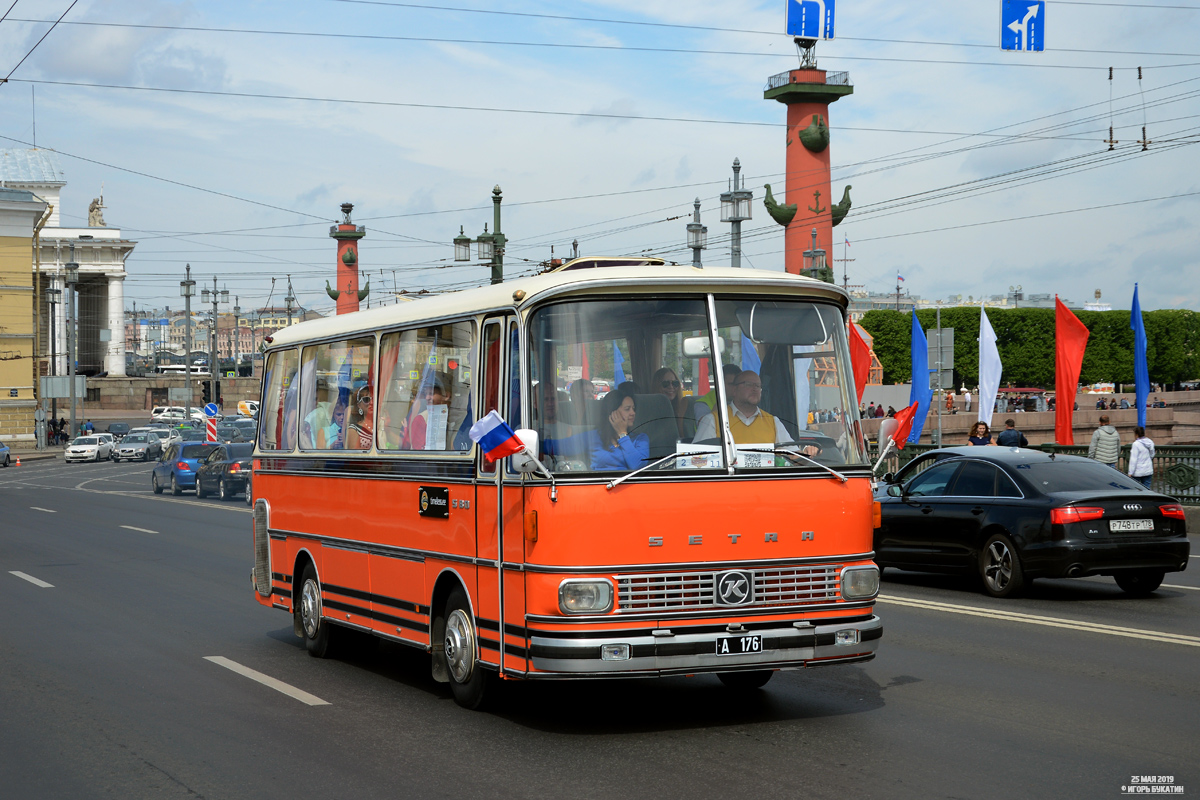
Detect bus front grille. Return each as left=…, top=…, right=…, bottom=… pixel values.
left=616, top=565, right=840, bottom=612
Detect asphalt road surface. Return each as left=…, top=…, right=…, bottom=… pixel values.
left=2, top=457, right=1196, bottom=799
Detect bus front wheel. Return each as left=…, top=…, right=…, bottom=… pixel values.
left=298, top=565, right=337, bottom=658
left=444, top=588, right=490, bottom=709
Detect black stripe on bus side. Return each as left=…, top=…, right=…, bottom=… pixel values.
left=271, top=571, right=292, bottom=584
left=323, top=582, right=430, bottom=616
left=478, top=636, right=529, bottom=659
left=257, top=457, right=474, bottom=480
left=272, top=587, right=292, bottom=600
left=322, top=598, right=430, bottom=634
left=475, top=617, right=528, bottom=639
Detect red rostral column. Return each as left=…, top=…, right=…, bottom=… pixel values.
left=764, top=68, right=853, bottom=275
left=329, top=202, right=367, bottom=315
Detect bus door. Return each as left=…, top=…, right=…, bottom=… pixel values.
left=475, top=316, right=528, bottom=674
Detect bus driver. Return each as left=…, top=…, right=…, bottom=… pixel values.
left=693, top=370, right=791, bottom=445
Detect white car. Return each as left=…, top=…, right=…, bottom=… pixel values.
left=65, top=436, right=114, bottom=463
left=148, top=428, right=182, bottom=447
left=152, top=406, right=188, bottom=423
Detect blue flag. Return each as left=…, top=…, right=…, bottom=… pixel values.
left=908, top=313, right=932, bottom=443
left=1131, top=283, right=1149, bottom=428
left=741, top=332, right=762, bottom=374
left=613, top=341, right=626, bottom=386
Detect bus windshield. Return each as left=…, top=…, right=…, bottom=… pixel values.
left=527, top=295, right=867, bottom=476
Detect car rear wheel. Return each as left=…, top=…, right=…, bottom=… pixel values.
left=980, top=533, right=1024, bottom=598
left=443, top=588, right=490, bottom=709
left=152, top=474, right=163, bottom=494
left=171, top=475, right=182, bottom=496
left=718, top=670, right=774, bottom=690
left=219, top=478, right=232, bottom=501
left=195, top=479, right=208, bottom=499
left=1, top=454, right=9, bottom=467
left=298, top=564, right=338, bottom=658
left=1114, top=569, right=1165, bottom=596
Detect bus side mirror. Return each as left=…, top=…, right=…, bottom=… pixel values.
left=511, top=429, right=541, bottom=473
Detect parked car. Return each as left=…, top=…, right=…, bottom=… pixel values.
left=0, top=441, right=10, bottom=467
left=181, top=429, right=208, bottom=442
left=95, top=432, right=116, bottom=454
left=214, top=425, right=246, bottom=443
left=151, top=442, right=221, bottom=495
left=148, top=428, right=182, bottom=447
left=195, top=443, right=254, bottom=500
left=106, top=422, right=131, bottom=441
left=151, top=406, right=188, bottom=423
left=875, top=447, right=1190, bottom=597
left=65, top=436, right=114, bottom=463
left=113, top=432, right=163, bottom=462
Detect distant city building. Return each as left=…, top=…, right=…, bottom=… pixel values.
left=0, top=186, right=49, bottom=443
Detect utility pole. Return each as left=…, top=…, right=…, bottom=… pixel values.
left=202, top=277, right=229, bottom=409
left=719, top=158, right=752, bottom=268
left=45, top=285, right=59, bottom=423
left=935, top=302, right=943, bottom=447
left=181, top=264, right=195, bottom=411
left=687, top=198, right=707, bottom=268
left=65, top=245, right=79, bottom=438
left=835, top=238, right=855, bottom=290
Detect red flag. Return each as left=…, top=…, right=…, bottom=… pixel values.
left=848, top=322, right=871, bottom=405
left=697, top=358, right=710, bottom=395
left=890, top=401, right=920, bottom=450
left=1055, top=296, right=1089, bottom=445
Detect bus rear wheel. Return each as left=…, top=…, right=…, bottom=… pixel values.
left=298, top=565, right=337, bottom=658
left=444, top=588, right=490, bottom=709
left=717, top=670, right=773, bottom=690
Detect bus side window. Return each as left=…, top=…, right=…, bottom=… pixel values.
left=377, top=321, right=476, bottom=453
left=297, top=337, right=375, bottom=451
left=259, top=348, right=298, bottom=452
left=480, top=321, right=502, bottom=473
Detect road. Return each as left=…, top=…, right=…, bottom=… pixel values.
left=1, top=457, right=1196, bottom=799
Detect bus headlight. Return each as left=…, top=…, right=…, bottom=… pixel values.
left=840, top=567, right=879, bottom=600
left=559, top=579, right=613, bottom=614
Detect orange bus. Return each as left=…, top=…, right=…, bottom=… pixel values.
left=251, top=258, right=882, bottom=708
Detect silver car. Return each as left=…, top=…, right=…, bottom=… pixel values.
left=65, top=436, right=113, bottom=463
left=113, top=432, right=163, bottom=462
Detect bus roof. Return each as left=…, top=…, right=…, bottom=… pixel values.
left=268, top=262, right=848, bottom=348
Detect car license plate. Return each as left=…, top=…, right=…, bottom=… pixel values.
left=1110, top=519, right=1154, bottom=532
left=715, top=634, right=763, bottom=656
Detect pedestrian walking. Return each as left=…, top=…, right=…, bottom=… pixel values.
left=963, top=387, right=972, bottom=412
left=1127, top=426, right=1155, bottom=489
left=1087, top=415, right=1121, bottom=468
left=995, top=418, right=1029, bottom=448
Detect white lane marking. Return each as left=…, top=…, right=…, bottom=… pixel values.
left=203, top=656, right=330, bottom=706
left=29, top=507, right=56, bottom=513
left=876, top=594, right=1200, bottom=648
left=10, top=571, right=54, bottom=588
left=1163, top=583, right=1200, bottom=591
left=120, top=525, right=158, bottom=534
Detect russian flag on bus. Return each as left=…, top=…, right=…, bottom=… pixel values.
left=469, top=410, right=525, bottom=462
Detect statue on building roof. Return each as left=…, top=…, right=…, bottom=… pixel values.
left=88, top=197, right=106, bottom=227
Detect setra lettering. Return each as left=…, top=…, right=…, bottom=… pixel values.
left=764, top=532, right=778, bottom=542
left=689, top=535, right=703, bottom=545
left=728, top=533, right=741, bottom=544
left=801, top=531, right=814, bottom=541
left=648, top=536, right=664, bottom=547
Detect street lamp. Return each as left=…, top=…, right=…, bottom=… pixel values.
left=201, top=278, right=229, bottom=409
left=180, top=264, right=195, bottom=411
left=686, top=197, right=708, bottom=268
left=452, top=185, right=506, bottom=284
left=64, top=248, right=79, bottom=439
left=233, top=297, right=241, bottom=375
left=45, top=286, right=61, bottom=423
left=719, top=158, right=753, bottom=268
left=802, top=227, right=830, bottom=283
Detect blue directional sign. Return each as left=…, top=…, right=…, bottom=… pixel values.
left=204, top=403, right=219, bottom=418
left=1001, top=0, right=1045, bottom=52
left=786, top=0, right=835, bottom=40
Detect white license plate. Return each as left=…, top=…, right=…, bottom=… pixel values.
left=716, top=634, right=763, bottom=656
left=1110, top=519, right=1154, bottom=532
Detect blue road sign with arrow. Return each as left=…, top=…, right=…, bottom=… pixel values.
left=204, top=403, right=219, bottom=418
left=786, top=0, right=835, bottom=40
left=1001, top=0, right=1045, bottom=51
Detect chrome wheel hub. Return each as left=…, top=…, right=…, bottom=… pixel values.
left=444, top=609, right=475, bottom=684
left=300, top=579, right=321, bottom=638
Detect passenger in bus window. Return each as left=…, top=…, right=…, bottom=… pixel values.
left=347, top=385, right=374, bottom=450
left=544, top=387, right=649, bottom=470
left=566, top=379, right=596, bottom=427
left=402, top=374, right=451, bottom=450
left=652, top=367, right=696, bottom=441
left=318, top=392, right=350, bottom=449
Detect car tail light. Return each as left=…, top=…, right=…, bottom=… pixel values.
left=1160, top=504, right=1186, bottom=520
left=1050, top=506, right=1105, bottom=525
left=230, top=463, right=240, bottom=472
left=177, top=462, right=191, bottom=471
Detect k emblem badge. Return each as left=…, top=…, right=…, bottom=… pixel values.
left=716, top=570, right=753, bottom=606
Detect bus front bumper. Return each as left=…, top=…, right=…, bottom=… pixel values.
left=526, top=614, right=882, bottom=677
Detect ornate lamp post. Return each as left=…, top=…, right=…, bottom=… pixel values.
left=802, top=227, right=831, bottom=283
left=64, top=248, right=79, bottom=438
left=180, top=264, right=195, bottom=411
left=719, top=158, right=753, bottom=268
left=45, top=286, right=60, bottom=422
left=453, top=185, right=506, bottom=284
left=686, top=197, right=708, bottom=268
left=202, top=278, right=229, bottom=408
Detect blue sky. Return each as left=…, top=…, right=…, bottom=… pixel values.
left=1, top=0, right=1197, bottom=315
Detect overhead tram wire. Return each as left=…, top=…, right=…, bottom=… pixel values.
left=0, top=0, right=77, bottom=86
left=5, top=17, right=1198, bottom=70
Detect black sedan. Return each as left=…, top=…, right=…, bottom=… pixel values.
left=195, top=443, right=253, bottom=500
left=875, top=447, right=1189, bottom=598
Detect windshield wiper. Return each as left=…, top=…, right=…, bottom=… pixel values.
left=606, top=452, right=680, bottom=490
left=736, top=447, right=847, bottom=483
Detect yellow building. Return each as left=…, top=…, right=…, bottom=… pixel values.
left=0, top=187, right=49, bottom=445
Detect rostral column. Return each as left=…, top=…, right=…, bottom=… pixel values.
left=328, top=202, right=368, bottom=314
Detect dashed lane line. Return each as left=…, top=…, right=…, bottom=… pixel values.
left=120, top=525, right=158, bottom=534
left=1163, top=584, right=1200, bottom=591
left=876, top=594, right=1200, bottom=648
left=29, top=507, right=56, bottom=513
left=9, top=571, right=54, bottom=588
left=203, top=657, right=330, bottom=706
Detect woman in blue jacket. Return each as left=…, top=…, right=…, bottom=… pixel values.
left=544, top=387, right=649, bottom=471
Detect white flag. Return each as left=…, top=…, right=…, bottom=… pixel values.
left=978, top=305, right=1002, bottom=428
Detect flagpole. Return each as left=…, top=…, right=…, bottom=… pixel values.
left=496, top=462, right=505, bottom=679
